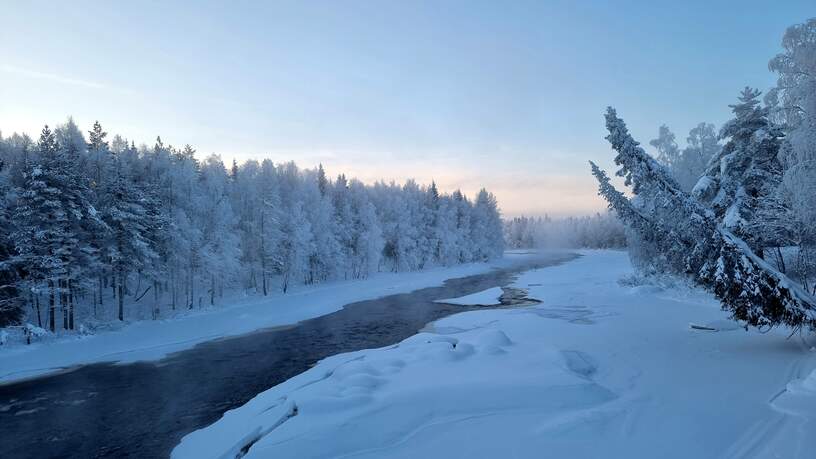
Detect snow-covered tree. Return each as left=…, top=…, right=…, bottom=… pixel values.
left=12, top=125, right=100, bottom=331
left=769, top=18, right=816, bottom=291
left=676, top=123, right=720, bottom=191
left=100, top=154, right=157, bottom=320
left=348, top=179, right=383, bottom=278
left=0, top=119, right=506, bottom=331
left=649, top=125, right=681, bottom=169
left=503, top=213, right=626, bottom=250
left=592, top=107, right=816, bottom=331
left=692, top=88, right=786, bottom=257
left=0, top=155, right=22, bottom=327
left=471, top=189, right=504, bottom=260
left=279, top=200, right=314, bottom=293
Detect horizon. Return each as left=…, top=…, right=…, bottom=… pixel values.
left=1, top=1, right=813, bottom=217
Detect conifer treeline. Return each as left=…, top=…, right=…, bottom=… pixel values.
left=0, top=123, right=504, bottom=329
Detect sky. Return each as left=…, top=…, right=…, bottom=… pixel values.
left=1, top=1, right=813, bottom=217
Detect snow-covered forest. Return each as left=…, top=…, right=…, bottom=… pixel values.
left=503, top=213, right=626, bottom=249
left=0, top=126, right=503, bottom=331
left=590, top=18, right=816, bottom=331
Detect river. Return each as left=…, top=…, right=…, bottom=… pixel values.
left=0, top=252, right=575, bottom=458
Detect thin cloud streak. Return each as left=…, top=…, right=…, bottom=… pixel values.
left=2, top=64, right=109, bottom=90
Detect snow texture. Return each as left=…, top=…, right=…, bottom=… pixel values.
left=173, top=251, right=816, bottom=459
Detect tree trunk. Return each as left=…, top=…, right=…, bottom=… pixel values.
left=153, top=280, right=160, bottom=320
left=171, top=267, right=177, bottom=310
left=134, top=273, right=142, bottom=298
left=118, top=274, right=125, bottom=321
left=68, top=279, right=75, bottom=330
left=188, top=267, right=194, bottom=310
left=34, top=294, right=42, bottom=328
left=48, top=280, right=55, bottom=333
left=261, top=215, right=267, bottom=296
left=210, top=274, right=215, bottom=306
left=61, top=279, right=68, bottom=331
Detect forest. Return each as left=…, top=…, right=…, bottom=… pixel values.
left=0, top=126, right=504, bottom=332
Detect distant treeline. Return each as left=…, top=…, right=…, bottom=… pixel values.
left=503, top=213, right=626, bottom=250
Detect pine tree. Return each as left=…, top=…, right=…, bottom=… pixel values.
left=692, top=88, right=786, bottom=256
left=316, top=163, right=328, bottom=197
left=100, top=156, right=157, bottom=320
left=87, top=120, right=109, bottom=190
left=0, top=158, right=22, bottom=326
left=12, top=125, right=98, bottom=332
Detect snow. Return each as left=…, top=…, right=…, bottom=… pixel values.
left=0, top=253, right=541, bottom=385
left=434, top=287, right=504, bottom=306
left=173, top=250, right=816, bottom=459
left=691, top=174, right=714, bottom=198
left=773, top=367, right=816, bottom=418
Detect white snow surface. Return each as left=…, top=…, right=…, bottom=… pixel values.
left=173, top=250, right=816, bottom=459
left=434, top=286, right=504, bottom=306
left=0, top=254, right=542, bottom=384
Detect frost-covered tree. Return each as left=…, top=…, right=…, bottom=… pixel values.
left=503, top=213, right=626, bottom=249
left=768, top=18, right=816, bottom=291
left=100, top=155, right=157, bottom=320
left=592, top=107, right=816, bottom=331
left=451, top=189, right=473, bottom=263
left=0, top=119, right=505, bottom=331
left=87, top=120, right=109, bottom=191
left=195, top=155, right=240, bottom=306
left=649, top=123, right=720, bottom=192
left=279, top=201, right=313, bottom=293
left=471, top=189, right=504, bottom=260
left=649, top=125, right=681, bottom=169
left=12, top=125, right=100, bottom=331
left=348, top=179, right=383, bottom=278
left=0, top=156, right=22, bottom=327
left=692, top=88, right=786, bottom=257
left=676, top=123, right=720, bottom=191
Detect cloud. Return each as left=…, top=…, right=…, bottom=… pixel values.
left=1, top=64, right=110, bottom=90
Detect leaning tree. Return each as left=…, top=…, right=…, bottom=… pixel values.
left=591, top=107, right=816, bottom=332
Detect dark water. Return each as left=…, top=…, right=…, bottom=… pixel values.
left=0, top=253, right=575, bottom=459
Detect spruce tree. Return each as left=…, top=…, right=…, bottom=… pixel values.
left=692, top=88, right=786, bottom=256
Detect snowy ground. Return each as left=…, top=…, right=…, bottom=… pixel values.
left=0, top=254, right=540, bottom=385
left=173, top=250, right=816, bottom=459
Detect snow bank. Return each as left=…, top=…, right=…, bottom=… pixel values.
left=175, top=250, right=816, bottom=459
left=173, top=326, right=612, bottom=459
left=772, top=367, right=816, bottom=416
left=0, top=253, right=542, bottom=384
left=434, top=287, right=504, bottom=306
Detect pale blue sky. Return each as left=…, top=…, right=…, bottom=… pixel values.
left=1, top=1, right=813, bottom=216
